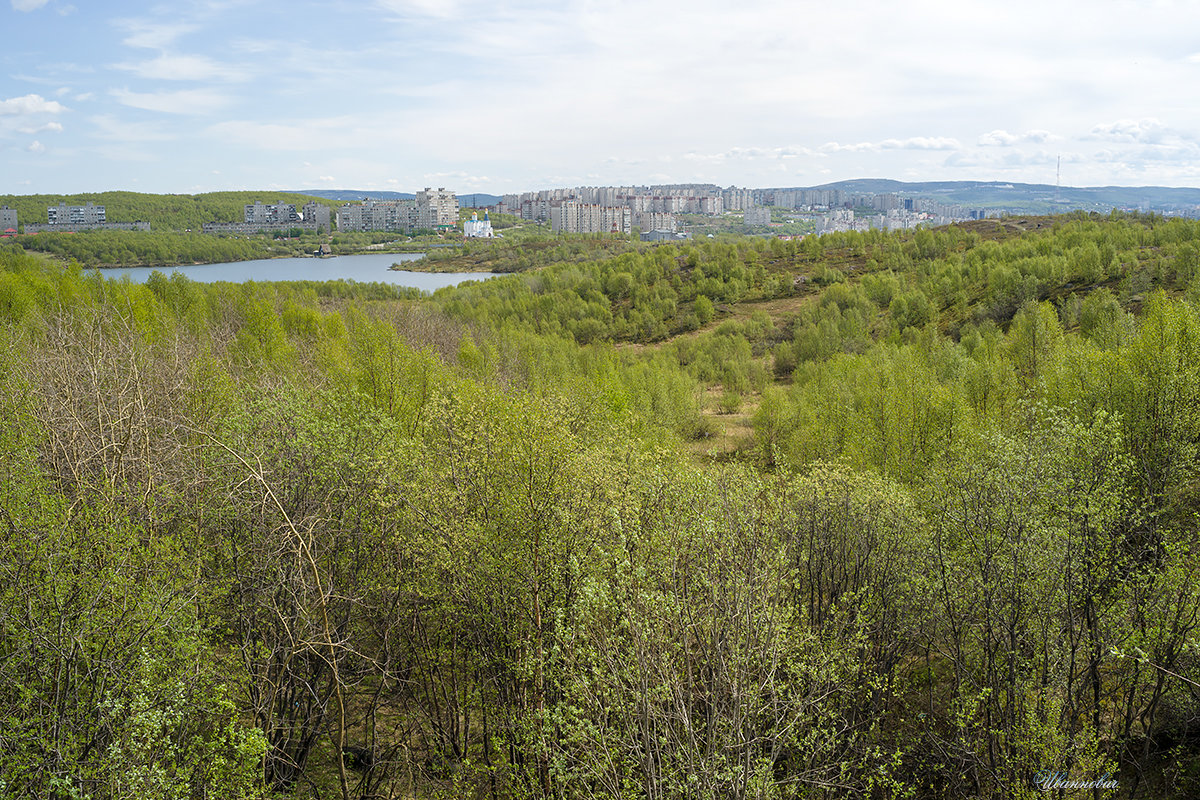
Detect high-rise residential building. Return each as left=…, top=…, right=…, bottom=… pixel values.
left=415, top=187, right=459, bottom=229
left=634, top=211, right=677, bottom=233
left=0, top=206, right=16, bottom=231
left=550, top=201, right=631, bottom=235
left=723, top=186, right=753, bottom=211
left=744, top=206, right=772, bottom=226
left=872, top=194, right=900, bottom=211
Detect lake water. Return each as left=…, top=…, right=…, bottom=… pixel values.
left=96, top=252, right=498, bottom=291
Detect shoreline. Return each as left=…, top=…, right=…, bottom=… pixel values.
left=69, top=249, right=431, bottom=271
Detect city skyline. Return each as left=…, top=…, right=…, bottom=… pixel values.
left=5, top=0, right=1200, bottom=195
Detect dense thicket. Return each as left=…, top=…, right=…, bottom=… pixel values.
left=3, top=214, right=1200, bottom=800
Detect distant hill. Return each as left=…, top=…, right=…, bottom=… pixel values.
left=294, top=189, right=415, bottom=202
left=774, top=179, right=1200, bottom=214
left=458, top=193, right=502, bottom=208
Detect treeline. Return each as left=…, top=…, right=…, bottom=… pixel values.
left=419, top=235, right=641, bottom=273
left=0, top=190, right=340, bottom=231
left=2, top=213, right=1200, bottom=800
left=9, top=230, right=287, bottom=267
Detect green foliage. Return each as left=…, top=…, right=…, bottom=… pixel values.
left=0, top=190, right=339, bottom=231
left=5, top=214, right=1200, bottom=799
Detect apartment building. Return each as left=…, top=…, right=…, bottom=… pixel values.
left=334, top=188, right=458, bottom=234
left=48, top=201, right=106, bottom=225
left=722, top=187, right=753, bottom=211
left=202, top=199, right=330, bottom=234
left=744, top=206, right=772, bottom=226
left=336, top=200, right=417, bottom=233
left=634, top=211, right=677, bottom=233
left=302, top=201, right=331, bottom=231
left=550, top=201, right=631, bottom=235
left=0, top=206, right=16, bottom=231
left=415, top=187, right=459, bottom=229
left=244, top=200, right=302, bottom=226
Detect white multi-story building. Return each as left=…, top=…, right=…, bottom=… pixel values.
left=634, top=211, right=677, bottom=233
left=744, top=206, right=772, bottom=226
left=336, top=200, right=417, bottom=233
left=723, top=187, right=753, bottom=211
left=415, top=187, right=459, bottom=229
left=245, top=201, right=302, bottom=226
left=301, top=201, right=331, bottom=231
left=0, top=206, right=16, bottom=231
left=334, top=188, right=458, bottom=233
left=550, top=201, right=631, bottom=235
left=48, top=201, right=106, bottom=225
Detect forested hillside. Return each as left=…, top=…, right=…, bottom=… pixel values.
left=0, top=190, right=340, bottom=230
left=2, top=212, right=1199, bottom=799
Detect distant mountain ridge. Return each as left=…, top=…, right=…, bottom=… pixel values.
left=770, top=179, right=1200, bottom=213
left=294, top=189, right=415, bottom=202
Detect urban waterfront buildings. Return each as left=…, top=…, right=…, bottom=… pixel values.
left=334, top=188, right=459, bottom=234
left=245, top=200, right=301, bottom=226
left=204, top=200, right=331, bottom=235
left=336, top=200, right=416, bottom=233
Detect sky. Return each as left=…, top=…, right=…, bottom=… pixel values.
left=4, top=0, right=1200, bottom=195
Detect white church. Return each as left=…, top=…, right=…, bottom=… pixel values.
left=463, top=210, right=495, bottom=238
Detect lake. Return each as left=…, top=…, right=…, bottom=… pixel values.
left=96, top=252, right=498, bottom=291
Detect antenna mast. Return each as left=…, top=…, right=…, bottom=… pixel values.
left=1055, top=156, right=1061, bottom=204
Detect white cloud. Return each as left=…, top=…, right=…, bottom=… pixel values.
left=979, top=129, right=1058, bottom=147
left=111, top=87, right=230, bottom=115
left=27, top=140, right=45, bottom=153
left=0, top=94, right=67, bottom=115
left=1088, top=118, right=1175, bottom=144
left=206, top=116, right=378, bottom=152
left=821, top=137, right=960, bottom=153
left=978, top=130, right=1019, bottom=147
left=375, top=0, right=462, bottom=20
left=883, top=137, right=961, bottom=150
left=11, top=0, right=50, bottom=10
left=17, top=121, right=63, bottom=134
left=89, top=114, right=174, bottom=142
left=113, top=53, right=245, bottom=82
left=682, top=145, right=821, bottom=164
left=117, top=21, right=197, bottom=50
